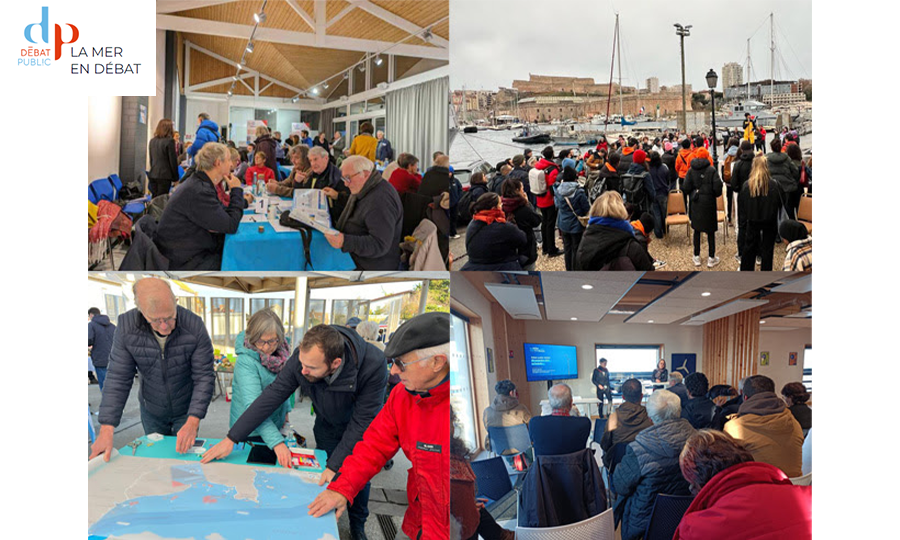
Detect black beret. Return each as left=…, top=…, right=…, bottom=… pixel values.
left=383, top=312, right=449, bottom=359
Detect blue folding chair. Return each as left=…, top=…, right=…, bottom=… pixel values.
left=88, top=177, right=117, bottom=204
left=643, top=493, right=694, bottom=540
left=471, top=456, right=513, bottom=502
left=108, top=174, right=149, bottom=217
left=177, top=165, right=185, bottom=180
left=487, top=424, right=532, bottom=458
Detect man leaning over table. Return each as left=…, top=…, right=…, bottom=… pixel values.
left=308, top=312, right=451, bottom=540
left=89, top=277, right=215, bottom=461
left=325, top=155, right=403, bottom=270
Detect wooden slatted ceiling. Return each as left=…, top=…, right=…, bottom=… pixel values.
left=172, top=0, right=447, bottom=44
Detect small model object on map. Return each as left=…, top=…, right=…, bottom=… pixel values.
left=289, top=448, right=321, bottom=470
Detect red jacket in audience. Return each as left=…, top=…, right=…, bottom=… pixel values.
left=244, top=165, right=275, bottom=185
left=389, top=168, right=423, bottom=195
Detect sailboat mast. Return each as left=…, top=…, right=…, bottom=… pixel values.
left=617, top=16, right=624, bottom=121
left=746, top=38, right=751, bottom=101
left=770, top=12, right=775, bottom=103
left=604, top=14, right=618, bottom=133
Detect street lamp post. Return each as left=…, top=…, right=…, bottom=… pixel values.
left=706, top=68, right=719, bottom=170
left=674, top=23, right=692, bottom=132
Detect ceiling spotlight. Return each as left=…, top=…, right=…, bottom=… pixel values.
left=310, top=87, right=319, bottom=95
left=343, top=72, right=349, bottom=80
left=323, top=82, right=329, bottom=89
left=358, top=64, right=366, bottom=72
left=292, top=96, right=299, bottom=103
left=422, top=28, right=433, bottom=42
left=760, top=320, right=766, bottom=324
left=374, top=55, right=383, bottom=66
left=246, top=42, right=254, bottom=53
left=227, top=89, right=233, bottom=97
left=232, top=75, right=238, bottom=81
left=254, top=11, right=266, bottom=24
left=701, top=292, right=711, bottom=297
left=648, top=320, right=654, bottom=323
left=236, top=63, right=242, bottom=70
left=570, top=317, right=578, bottom=321
left=581, top=284, right=593, bottom=290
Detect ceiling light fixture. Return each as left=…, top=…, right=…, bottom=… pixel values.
left=254, top=11, right=266, bottom=24
left=701, top=292, right=711, bottom=297
left=581, top=284, right=593, bottom=290
left=291, top=96, right=299, bottom=103
left=358, top=64, right=366, bottom=72
left=310, top=87, right=319, bottom=95
left=323, top=82, right=329, bottom=89
left=343, top=72, right=349, bottom=80
left=422, top=28, right=433, bottom=42
left=374, top=55, right=383, bottom=66
left=648, top=320, right=654, bottom=323
left=570, top=317, right=578, bottom=321
left=246, top=42, right=254, bottom=53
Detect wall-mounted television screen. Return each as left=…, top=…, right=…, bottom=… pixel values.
left=524, top=343, right=578, bottom=381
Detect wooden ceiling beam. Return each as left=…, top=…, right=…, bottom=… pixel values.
left=346, top=0, right=449, bottom=49
left=284, top=0, right=316, bottom=32
left=156, top=0, right=239, bottom=15
left=159, top=14, right=448, bottom=60
left=185, top=40, right=307, bottom=94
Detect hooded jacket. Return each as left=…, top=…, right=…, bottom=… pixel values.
left=554, top=181, right=590, bottom=234
left=520, top=448, right=607, bottom=528
left=339, top=171, right=403, bottom=270
left=328, top=380, right=450, bottom=540
left=766, top=151, right=800, bottom=194
left=88, top=315, right=116, bottom=368
left=724, top=392, right=804, bottom=477
left=682, top=157, right=723, bottom=234
left=574, top=218, right=654, bottom=271
left=229, top=331, right=293, bottom=449
left=673, top=462, right=812, bottom=540
left=228, top=325, right=387, bottom=473
left=681, top=396, right=717, bottom=429
left=534, top=158, right=560, bottom=209
left=675, top=148, right=694, bottom=179
left=613, top=418, right=695, bottom=540
left=730, top=152, right=755, bottom=194
left=502, top=196, right=541, bottom=267
left=616, top=146, right=636, bottom=176
left=599, top=402, right=653, bottom=468
left=483, top=394, right=532, bottom=430
left=98, top=306, right=215, bottom=427
left=187, top=119, right=220, bottom=158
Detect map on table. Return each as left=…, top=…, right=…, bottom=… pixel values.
left=88, top=454, right=338, bottom=540
left=289, top=189, right=339, bottom=235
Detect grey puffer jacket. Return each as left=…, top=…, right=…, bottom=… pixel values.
left=612, top=418, right=695, bottom=540
left=98, top=306, right=215, bottom=427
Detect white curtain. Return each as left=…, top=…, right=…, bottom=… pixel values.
left=385, top=76, right=448, bottom=164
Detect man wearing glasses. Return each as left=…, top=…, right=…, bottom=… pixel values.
left=308, top=312, right=450, bottom=540
left=89, top=277, right=215, bottom=461
left=325, top=155, right=402, bottom=270
left=202, top=322, right=388, bottom=540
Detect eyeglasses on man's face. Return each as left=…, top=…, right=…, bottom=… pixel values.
left=390, top=355, right=433, bottom=373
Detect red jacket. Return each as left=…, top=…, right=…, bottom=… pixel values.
left=674, top=462, right=811, bottom=540
left=328, top=379, right=450, bottom=540
left=534, top=158, right=560, bottom=209
left=244, top=165, right=275, bottom=185
left=389, top=168, right=423, bottom=195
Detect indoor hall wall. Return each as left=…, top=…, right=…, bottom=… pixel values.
left=88, top=96, right=122, bottom=181
left=758, top=327, right=812, bottom=395
left=521, top=317, right=703, bottom=415
left=184, top=99, right=229, bottom=142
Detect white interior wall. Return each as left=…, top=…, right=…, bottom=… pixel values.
left=88, top=96, right=122, bottom=182
left=522, top=317, right=703, bottom=414
left=450, top=278, right=498, bottom=394
left=758, top=328, right=812, bottom=395
left=147, top=29, right=167, bottom=170
left=184, top=98, right=229, bottom=143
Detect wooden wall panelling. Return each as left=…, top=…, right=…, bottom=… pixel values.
left=505, top=317, right=529, bottom=412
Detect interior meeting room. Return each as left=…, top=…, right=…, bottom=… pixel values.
left=449, top=271, right=812, bottom=540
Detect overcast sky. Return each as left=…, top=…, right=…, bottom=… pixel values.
left=450, top=0, right=812, bottom=91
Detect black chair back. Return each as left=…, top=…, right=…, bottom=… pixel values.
left=471, top=456, right=513, bottom=502
left=529, top=416, right=592, bottom=456
left=644, top=493, right=695, bottom=540
left=592, top=417, right=608, bottom=445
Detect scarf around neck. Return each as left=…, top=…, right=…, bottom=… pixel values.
left=472, top=208, right=507, bottom=225
left=587, top=216, right=635, bottom=234
left=245, top=337, right=291, bottom=374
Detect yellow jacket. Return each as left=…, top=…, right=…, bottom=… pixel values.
left=724, top=406, right=804, bottom=478
left=348, top=133, right=377, bottom=161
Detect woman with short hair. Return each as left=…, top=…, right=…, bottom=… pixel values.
left=574, top=191, right=654, bottom=271
left=675, top=430, right=811, bottom=539
left=231, top=309, right=294, bottom=469
left=461, top=193, right=527, bottom=271
left=148, top=118, right=180, bottom=197
left=356, top=320, right=384, bottom=351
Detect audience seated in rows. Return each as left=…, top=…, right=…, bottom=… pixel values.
left=681, top=372, right=717, bottom=429
left=482, top=379, right=531, bottom=451
left=675, top=430, right=811, bottom=539
left=530, top=384, right=590, bottom=456
left=613, top=390, right=695, bottom=540
left=600, top=378, right=652, bottom=469
left=781, top=382, right=812, bottom=436
left=723, top=375, right=804, bottom=478
left=666, top=371, right=689, bottom=407
left=709, top=384, right=741, bottom=431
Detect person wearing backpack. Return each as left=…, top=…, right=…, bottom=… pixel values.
left=646, top=151, right=670, bottom=239
left=533, top=146, right=562, bottom=257
left=457, top=172, right=489, bottom=224
left=574, top=191, right=654, bottom=271
left=461, top=193, right=527, bottom=271
left=622, top=149, right=651, bottom=216
left=508, top=154, right=533, bottom=204
left=501, top=177, right=542, bottom=270
left=488, top=164, right=511, bottom=194
left=554, top=162, right=590, bottom=271
left=683, top=142, right=723, bottom=268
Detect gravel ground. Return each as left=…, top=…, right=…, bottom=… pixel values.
left=450, top=222, right=790, bottom=272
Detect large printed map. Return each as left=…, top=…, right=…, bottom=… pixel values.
left=88, top=455, right=338, bottom=540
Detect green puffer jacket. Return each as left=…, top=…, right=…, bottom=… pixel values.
left=229, top=331, right=292, bottom=449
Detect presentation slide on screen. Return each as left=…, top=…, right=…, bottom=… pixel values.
left=524, top=343, right=578, bottom=381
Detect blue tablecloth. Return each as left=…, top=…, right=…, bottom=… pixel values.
left=222, top=208, right=355, bottom=271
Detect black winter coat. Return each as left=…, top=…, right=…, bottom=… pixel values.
left=617, top=150, right=635, bottom=177
left=766, top=152, right=800, bottom=194
left=574, top=223, right=654, bottom=271
left=460, top=219, right=527, bottom=271
left=612, top=419, right=695, bottom=540
left=711, top=395, right=742, bottom=430
left=520, top=449, right=607, bottom=528
left=660, top=151, right=678, bottom=188
left=418, top=166, right=451, bottom=199
left=228, top=325, right=387, bottom=472
left=155, top=172, right=244, bottom=270
left=668, top=382, right=690, bottom=408
left=148, top=137, right=179, bottom=182
left=683, top=158, right=723, bottom=234
left=508, top=167, right=530, bottom=194
left=738, top=179, right=783, bottom=225
left=730, top=152, right=755, bottom=194
left=340, top=173, right=403, bottom=270
left=681, top=396, right=717, bottom=429
left=88, top=315, right=116, bottom=368
left=600, top=165, right=621, bottom=194
left=98, top=306, right=215, bottom=427
left=505, top=200, right=542, bottom=267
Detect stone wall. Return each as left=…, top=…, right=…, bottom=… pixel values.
left=518, top=94, right=692, bottom=122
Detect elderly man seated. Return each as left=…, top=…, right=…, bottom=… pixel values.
left=529, top=384, right=591, bottom=456
left=482, top=380, right=532, bottom=451
left=613, top=390, right=695, bottom=540
left=325, top=155, right=403, bottom=270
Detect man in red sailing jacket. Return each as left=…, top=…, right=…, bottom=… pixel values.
left=308, top=312, right=450, bottom=540
left=533, top=146, right=562, bottom=257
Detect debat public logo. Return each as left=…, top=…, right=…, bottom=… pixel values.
left=22, top=6, right=79, bottom=63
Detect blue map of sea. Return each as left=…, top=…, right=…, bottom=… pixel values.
left=88, top=463, right=336, bottom=540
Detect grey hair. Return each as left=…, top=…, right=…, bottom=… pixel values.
left=245, top=308, right=285, bottom=347
left=132, top=278, right=176, bottom=311
left=670, top=371, right=684, bottom=384
left=255, top=125, right=269, bottom=138
left=548, top=384, right=573, bottom=411
left=342, top=155, right=374, bottom=176
left=356, top=320, right=379, bottom=341
left=410, top=343, right=450, bottom=361
left=647, top=389, right=682, bottom=424
left=308, top=145, right=329, bottom=159
left=289, top=143, right=310, bottom=158
left=195, top=142, right=230, bottom=172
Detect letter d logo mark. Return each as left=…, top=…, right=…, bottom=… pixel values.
left=24, top=6, right=49, bottom=44
left=54, top=22, right=79, bottom=61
